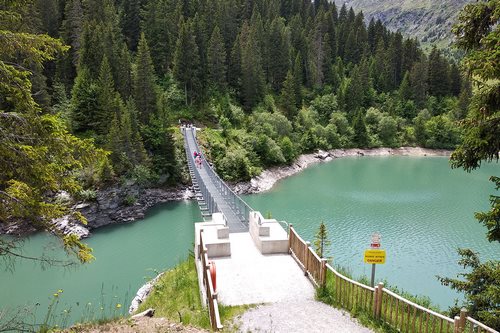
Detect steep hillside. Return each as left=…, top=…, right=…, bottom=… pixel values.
left=335, top=0, right=471, bottom=47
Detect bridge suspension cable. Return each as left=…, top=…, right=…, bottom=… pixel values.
left=182, top=127, right=253, bottom=232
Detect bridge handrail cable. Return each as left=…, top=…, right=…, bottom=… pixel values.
left=186, top=128, right=253, bottom=224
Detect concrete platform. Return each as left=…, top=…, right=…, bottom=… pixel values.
left=213, top=233, right=314, bottom=306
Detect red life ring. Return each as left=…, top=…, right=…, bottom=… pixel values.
left=209, top=260, right=216, bottom=291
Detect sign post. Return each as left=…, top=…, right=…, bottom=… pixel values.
left=364, top=233, right=386, bottom=287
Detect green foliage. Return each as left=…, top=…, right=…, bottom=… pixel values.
left=450, top=0, right=499, bottom=172
left=207, top=26, right=227, bottom=91
left=173, top=17, right=201, bottom=106
left=0, top=6, right=108, bottom=262
left=134, top=33, right=158, bottom=123
left=138, top=255, right=210, bottom=328
left=138, top=254, right=249, bottom=329
left=217, top=147, right=253, bottom=181
left=474, top=176, right=500, bottom=242
left=438, top=249, right=500, bottom=330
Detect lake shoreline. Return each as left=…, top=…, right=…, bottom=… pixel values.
left=0, top=147, right=451, bottom=239
left=231, top=147, right=452, bottom=194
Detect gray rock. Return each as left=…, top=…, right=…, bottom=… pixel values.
left=78, top=185, right=190, bottom=230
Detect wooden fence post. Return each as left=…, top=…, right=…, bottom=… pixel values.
left=376, top=282, right=384, bottom=319
left=320, top=258, right=327, bottom=287
left=304, top=241, right=310, bottom=276
left=288, top=224, right=293, bottom=254
left=454, top=316, right=460, bottom=333
left=373, top=284, right=379, bottom=318
left=459, top=308, right=467, bottom=332
left=373, top=282, right=384, bottom=319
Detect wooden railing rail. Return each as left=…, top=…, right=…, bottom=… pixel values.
left=289, top=225, right=326, bottom=287
left=326, top=263, right=375, bottom=313
left=464, top=315, right=499, bottom=333
left=199, top=230, right=223, bottom=331
left=380, top=286, right=455, bottom=333
left=287, top=226, right=498, bottom=333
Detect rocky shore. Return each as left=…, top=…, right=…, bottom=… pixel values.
left=0, top=185, right=194, bottom=239
left=232, top=147, right=451, bottom=194
left=0, top=147, right=451, bottom=240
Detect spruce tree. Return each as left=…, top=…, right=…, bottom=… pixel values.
left=240, top=21, right=265, bottom=110
left=313, top=222, right=331, bottom=259
left=120, top=0, right=141, bottom=51
left=173, top=17, right=201, bottom=105
left=428, top=47, right=450, bottom=97
left=70, top=67, right=99, bottom=134
left=352, top=109, right=369, bottom=147
left=207, top=26, right=227, bottom=91
left=280, top=70, right=297, bottom=119
left=134, top=33, right=158, bottom=123
left=96, top=56, right=120, bottom=136
left=267, top=17, right=291, bottom=92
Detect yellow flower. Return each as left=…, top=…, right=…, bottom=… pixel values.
left=58, top=289, right=63, bottom=293
left=53, top=293, right=59, bottom=297
left=116, top=304, right=122, bottom=309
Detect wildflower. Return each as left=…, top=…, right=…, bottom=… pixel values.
left=116, top=303, right=122, bottom=309
left=58, top=289, right=63, bottom=293
left=53, top=293, right=59, bottom=297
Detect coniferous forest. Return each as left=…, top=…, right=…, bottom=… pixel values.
left=0, top=0, right=475, bottom=248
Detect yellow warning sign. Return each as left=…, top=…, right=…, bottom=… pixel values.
left=364, top=249, right=386, bottom=264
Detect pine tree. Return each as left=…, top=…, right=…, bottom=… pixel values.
left=313, top=222, right=331, bottom=259
left=409, top=60, right=428, bottom=109
left=428, top=47, right=450, bottom=97
left=120, top=0, right=141, bottom=51
left=399, top=71, right=412, bottom=102
left=240, top=21, right=265, bottom=110
left=267, top=17, right=290, bottom=92
left=207, top=26, right=227, bottom=91
left=70, top=67, right=99, bottom=134
left=96, top=56, right=120, bottom=135
left=292, top=53, right=303, bottom=108
left=352, top=109, right=369, bottom=147
left=134, top=33, right=158, bottom=123
left=280, top=70, right=297, bottom=119
left=449, top=62, right=462, bottom=97
left=173, top=17, right=201, bottom=105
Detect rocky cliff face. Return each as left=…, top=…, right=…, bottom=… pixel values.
left=78, top=185, right=193, bottom=230
left=0, top=185, right=193, bottom=239
left=335, top=0, right=471, bottom=46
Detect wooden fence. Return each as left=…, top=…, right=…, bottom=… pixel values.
left=287, top=225, right=498, bottom=333
left=198, top=230, right=223, bottom=331
left=289, top=225, right=326, bottom=287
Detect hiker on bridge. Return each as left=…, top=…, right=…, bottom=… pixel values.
left=195, top=155, right=202, bottom=169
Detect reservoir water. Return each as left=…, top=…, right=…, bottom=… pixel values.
left=0, top=156, right=498, bottom=327
left=244, top=156, right=499, bottom=308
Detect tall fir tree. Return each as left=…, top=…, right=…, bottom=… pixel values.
left=428, top=47, right=450, bottom=97
left=280, top=70, right=297, bottom=119
left=173, top=17, right=201, bottom=105
left=240, top=21, right=266, bottom=110
left=96, top=56, right=121, bottom=136
left=352, top=109, right=369, bottom=147
left=120, top=0, right=141, bottom=51
left=207, top=26, right=227, bottom=91
left=134, top=33, right=158, bottom=123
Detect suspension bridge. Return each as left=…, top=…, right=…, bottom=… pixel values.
left=181, top=126, right=497, bottom=333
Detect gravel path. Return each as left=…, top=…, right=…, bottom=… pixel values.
left=233, top=300, right=374, bottom=333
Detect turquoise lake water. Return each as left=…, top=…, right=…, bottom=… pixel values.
left=0, top=156, right=498, bottom=327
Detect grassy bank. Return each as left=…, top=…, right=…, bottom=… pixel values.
left=316, top=266, right=443, bottom=333
left=137, top=253, right=248, bottom=330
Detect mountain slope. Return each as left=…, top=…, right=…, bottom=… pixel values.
left=335, top=0, right=471, bottom=47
